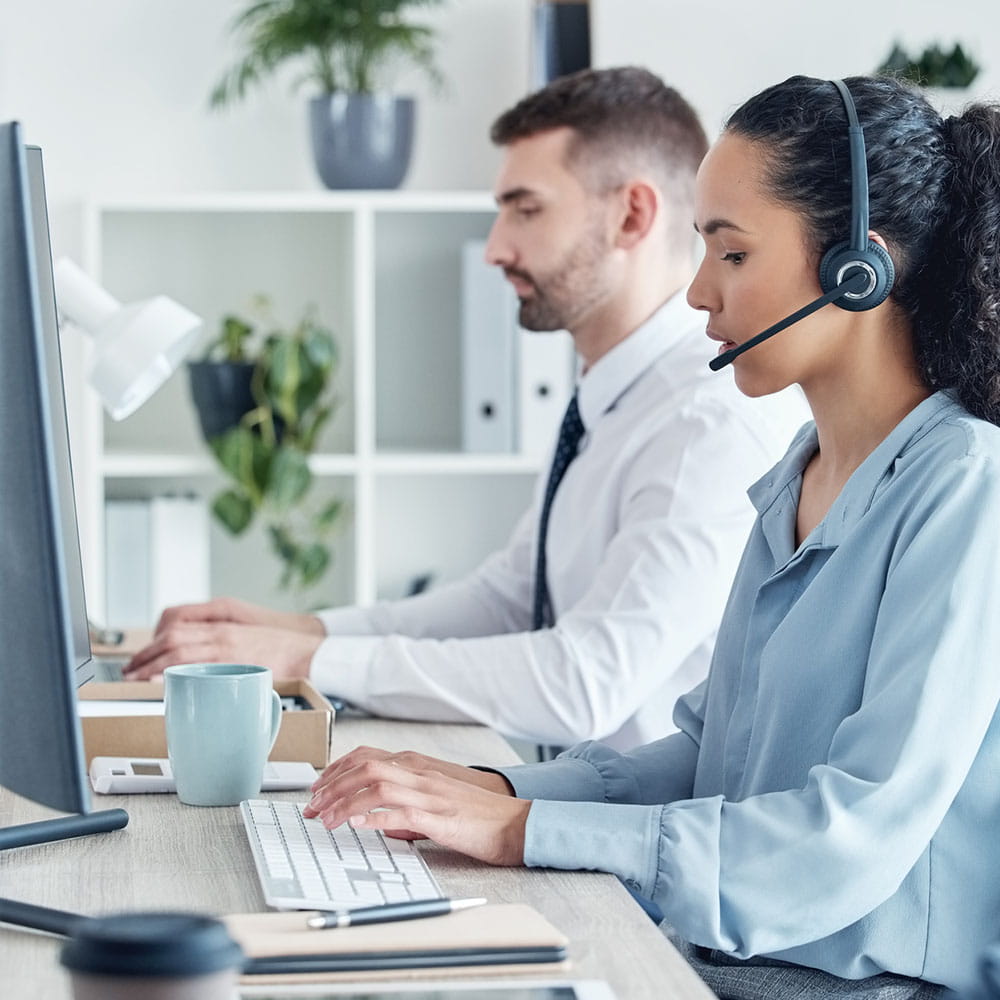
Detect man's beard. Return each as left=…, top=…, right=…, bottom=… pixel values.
left=509, top=222, right=611, bottom=332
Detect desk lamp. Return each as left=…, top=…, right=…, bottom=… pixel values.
left=53, top=257, right=203, bottom=421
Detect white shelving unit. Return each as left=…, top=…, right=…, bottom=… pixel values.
left=75, top=191, right=572, bottom=621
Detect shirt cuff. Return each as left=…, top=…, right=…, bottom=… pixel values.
left=315, top=605, right=382, bottom=636
left=523, top=798, right=663, bottom=898
left=308, top=634, right=382, bottom=705
left=496, top=757, right=611, bottom=802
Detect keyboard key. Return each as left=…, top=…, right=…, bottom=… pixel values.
left=239, top=800, right=443, bottom=911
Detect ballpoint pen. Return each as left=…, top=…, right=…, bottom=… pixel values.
left=306, top=896, right=487, bottom=930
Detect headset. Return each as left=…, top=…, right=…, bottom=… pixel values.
left=709, top=79, right=896, bottom=372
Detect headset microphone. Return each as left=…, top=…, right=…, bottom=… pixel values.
left=709, top=271, right=868, bottom=371
left=709, top=79, right=895, bottom=373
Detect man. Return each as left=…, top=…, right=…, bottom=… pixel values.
left=126, top=67, right=805, bottom=750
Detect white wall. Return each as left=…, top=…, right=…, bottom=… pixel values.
left=0, top=0, right=537, bottom=607
left=0, top=0, right=534, bottom=261
left=3, top=0, right=995, bottom=262
left=592, top=0, right=999, bottom=138
left=2, top=0, right=995, bottom=607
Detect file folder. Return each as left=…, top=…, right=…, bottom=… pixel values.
left=518, top=327, right=574, bottom=461
left=461, top=240, right=519, bottom=453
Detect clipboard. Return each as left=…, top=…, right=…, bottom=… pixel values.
left=224, top=903, right=570, bottom=984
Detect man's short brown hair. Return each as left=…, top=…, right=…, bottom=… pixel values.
left=491, top=67, right=707, bottom=249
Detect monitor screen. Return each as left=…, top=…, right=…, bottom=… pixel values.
left=0, top=122, right=126, bottom=846
left=25, top=144, right=94, bottom=685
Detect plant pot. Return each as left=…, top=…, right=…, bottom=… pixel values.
left=187, top=361, right=257, bottom=440
left=308, top=94, right=415, bottom=190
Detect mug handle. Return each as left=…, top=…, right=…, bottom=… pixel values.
left=266, top=689, right=282, bottom=756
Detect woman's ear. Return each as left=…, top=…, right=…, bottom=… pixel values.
left=868, top=230, right=891, bottom=255
left=615, top=180, right=658, bottom=249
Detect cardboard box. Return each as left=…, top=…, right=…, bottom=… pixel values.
left=78, top=678, right=335, bottom=769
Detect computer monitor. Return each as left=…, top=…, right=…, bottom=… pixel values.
left=0, top=121, right=127, bottom=850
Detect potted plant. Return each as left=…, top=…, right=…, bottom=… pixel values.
left=877, top=40, right=981, bottom=89
left=209, top=0, right=446, bottom=189
left=188, top=298, right=344, bottom=592
left=877, top=40, right=981, bottom=116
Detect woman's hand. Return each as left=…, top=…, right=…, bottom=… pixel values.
left=303, top=749, right=528, bottom=867
left=312, top=745, right=515, bottom=796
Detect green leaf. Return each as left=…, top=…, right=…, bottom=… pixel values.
left=295, top=543, right=330, bottom=586
left=303, top=323, right=336, bottom=371
left=293, top=364, right=327, bottom=422
left=219, top=314, right=254, bottom=362
left=211, top=425, right=272, bottom=501
left=268, top=523, right=298, bottom=561
left=300, top=404, right=332, bottom=452
left=207, top=0, right=446, bottom=106
left=876, top=39, right=980, bottom=88
left=315, top=497, right=344, bottom=530
left=211, top=427, right=253, bottom=491
left=268, top=447, right=312, bottom=510
left=263, top=335, right=302, bottom=428
left=212, top=489, right=254, bottom=534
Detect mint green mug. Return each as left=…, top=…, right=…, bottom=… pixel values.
left=164, top=663, right=282, bottom=807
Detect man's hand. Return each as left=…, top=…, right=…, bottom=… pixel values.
left=153, top=597, right=325, bottom=636
left=303, top=748, right=527, bottom=866
left=123, top=620, right=323, bottom=681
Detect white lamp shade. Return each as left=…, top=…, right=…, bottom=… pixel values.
left=54, top=258, right=202, bottom=420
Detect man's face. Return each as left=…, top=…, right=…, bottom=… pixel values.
left=486, top=127, right=617, bottom=333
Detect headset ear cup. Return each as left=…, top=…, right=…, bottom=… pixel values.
left=819, top=240, right=895, bottom=312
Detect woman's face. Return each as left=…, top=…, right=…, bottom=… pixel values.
left=687, top=132, right=850, bottom=397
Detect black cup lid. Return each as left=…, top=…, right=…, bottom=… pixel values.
left=60, top=911, right=244, bottom=978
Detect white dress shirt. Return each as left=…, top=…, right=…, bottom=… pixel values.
left=312, top=292, right=807, bottom=749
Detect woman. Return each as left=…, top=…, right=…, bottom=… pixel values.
left=303, top=75, right=1000, bottom=998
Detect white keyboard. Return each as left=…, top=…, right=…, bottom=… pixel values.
left=240, top=799, right=444, bottom=910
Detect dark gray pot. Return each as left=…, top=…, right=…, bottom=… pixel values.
left=187, top=361, right=256, bottom=440
left=188, top=361, right=286, bottom=443
left=308, top=94, right=415, bottom=190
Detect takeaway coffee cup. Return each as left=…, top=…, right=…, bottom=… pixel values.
left=164, top=663, right=281, bottom=807
left=61, top=911, right=244, bottom=1000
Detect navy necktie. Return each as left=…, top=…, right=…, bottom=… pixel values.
left=532, top=392, right=585, bottom=630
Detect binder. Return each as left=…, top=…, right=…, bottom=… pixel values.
left=461, top=240, right=519, bottom=453
left=147, top=495, right=210, bottom=620
left=104, top=499, right=151, bottom=628
left=225, top=902, right=569, bottom=983
left=518, top=327, right=574, bottom=461
left=104, top=494, right=210, bottom=628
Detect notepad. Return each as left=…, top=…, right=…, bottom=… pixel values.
left=224, top=903, right=570, bottom=983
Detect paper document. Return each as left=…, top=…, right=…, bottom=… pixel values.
left=77, top=700, right=165, bottom=718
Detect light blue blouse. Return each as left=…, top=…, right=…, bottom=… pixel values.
left=499, top=391, right=1000, bottom=994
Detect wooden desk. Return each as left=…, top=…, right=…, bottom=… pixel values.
left=1, top=716, right=713, bottom=999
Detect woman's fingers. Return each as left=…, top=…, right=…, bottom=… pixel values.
left=309, top=747, right=502, bottom=799
left=304, top=761, right=529, bottom=866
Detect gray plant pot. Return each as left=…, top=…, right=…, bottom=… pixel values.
left=309, top=94, right=415, bottom=190
left=188, top=361, right=256, bottom=441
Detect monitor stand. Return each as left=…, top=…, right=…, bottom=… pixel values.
left=0, top=808, right=129, bottom=851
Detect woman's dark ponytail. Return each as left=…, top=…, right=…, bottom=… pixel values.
left=916, top=107, right=1000, bottom=424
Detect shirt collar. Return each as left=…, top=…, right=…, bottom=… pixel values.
left=575, top=290, right=694, bottom=429
left=749, top=390, right=963, bottom=546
